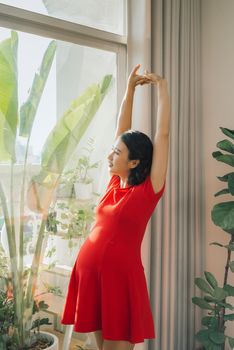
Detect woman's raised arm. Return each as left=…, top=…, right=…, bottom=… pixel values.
left=145, top=73, right=170, bottom=193
left=114, top=64, right=150, bottom=141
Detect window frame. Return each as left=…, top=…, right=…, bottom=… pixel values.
left=0, top=2, right=127, bottom=110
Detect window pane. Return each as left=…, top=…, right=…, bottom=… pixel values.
left=0, top=0, right=126, bottom=35
left=0, top=27, right=117, bottom=345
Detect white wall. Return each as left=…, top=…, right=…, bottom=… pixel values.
left=201, top=0, right=234, bottom=345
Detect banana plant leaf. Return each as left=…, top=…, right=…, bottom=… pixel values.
left=0, top=31, right=18, bottom=162
left=211, top=201, right=234, bottom=233
left=42, top=74, right=112, bottom=174
left=27, top=74, right=113, bottom=212
left=19, top=41, right=56, bottom=137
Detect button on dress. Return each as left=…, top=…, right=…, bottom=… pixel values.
left=61, top=175, right=165, bottom=344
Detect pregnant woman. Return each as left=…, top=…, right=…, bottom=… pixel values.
left=61, top=64, right=170, bottom=350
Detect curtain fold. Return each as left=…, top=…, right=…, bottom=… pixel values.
left=149, top=1, right=204, bottom=350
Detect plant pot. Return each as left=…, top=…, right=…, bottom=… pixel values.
left=30, top=331, right=59, bottom=350
left=74, top=182, right=92, bottom=200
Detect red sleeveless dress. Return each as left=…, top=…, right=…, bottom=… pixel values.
left=61, top=175, right=165, bottom=344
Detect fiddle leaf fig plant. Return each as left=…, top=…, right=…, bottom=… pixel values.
left=192, top=127, right=234, bottom=350
left=0, top=31, right=113, bottom=349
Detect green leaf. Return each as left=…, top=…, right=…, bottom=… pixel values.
left=228, top=336, right=234, bottom=347
left=228, top=173, right=234, bottom=195
left=192, top=297, right=214, bottom=310
left=204, top=271, right=218, bottom=288
left=204, top=295, right=216, bottom=303
left=220, top=127, right=234, bottom=140
left=19, top=40, right=56, bottom=136
left=202, top=316, right=218, bottom=329
left=210, top=242, right=224, bottom=248
left=217, top=301, right=234, bottom=310
left=196, top=329, right=210, bottom=342
left=212, top=151, right=234, bottom=166
left=27, top=75, right=113, bottom=212
left=217, top=139, right=234, bottom=154
left=229, top=261, right=234, bottom=272
left=213, top=287, right=228, bottom=301
left=224, top=284, right=234, bottom=296
left=38, top=300, right=49, bottom=311
left=223, top=313, right=234, bottom=321
left=214, top=188, right=230, bottom=197
left=195, top=277, right=214, bottom=294
left=209, top=331, right=225, bottom=345
left=0, top=31, right=18, bottom=162
left=217, top=172, right=234, bottom=182
left=41, top=74, right=112, bottom=174
left=211, top=202, right=234, bottom=232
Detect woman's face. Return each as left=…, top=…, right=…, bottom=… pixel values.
left=107, top=138, right=139, bottom=178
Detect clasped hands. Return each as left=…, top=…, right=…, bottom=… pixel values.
left=128, top=63, right=166, bottom=89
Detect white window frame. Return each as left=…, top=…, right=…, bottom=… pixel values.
left=0, top=3, right=127, bottom=113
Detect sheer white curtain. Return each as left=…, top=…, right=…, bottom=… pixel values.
left=149, top=1, right=204, bottom=350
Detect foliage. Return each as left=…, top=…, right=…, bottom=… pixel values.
left=56, top=200, right=96, bottom=248
left=59, top=137, right=100, bottom=188
left=193, top=127, right=234, bottom=350
left=0, top=289, right=15, bottom=349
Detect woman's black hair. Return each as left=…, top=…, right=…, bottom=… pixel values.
left=120, top=130, right=153, bottom=186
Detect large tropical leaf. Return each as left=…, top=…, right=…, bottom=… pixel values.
left=19, top=40, right=56, bottom=137
left=217, top=172, right=234, bottom=182
left=211, top=201, right=234, bottom=232
left=0, top=31, right=18, bottom=162
left=220, top=127, right=234, bottom=140
left=212, top=151, right=234, bottom=167
left=216, top=139, right=234, bottom=154
left=41, top=74, right=112, bottom=174
left=228, top=173, right=234, bottom=195
left=27, top=74, right=113, bottom=212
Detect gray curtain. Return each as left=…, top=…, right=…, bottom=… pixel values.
left=149, top=1, right=205, bottom=350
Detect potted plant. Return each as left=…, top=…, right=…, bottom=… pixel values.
left=192, top=127, right=234, bottom=350
left=0, top=263, right=59, bottom=350
left=58, top=137, right=101, bottom=200
left=0, top=31, right=113, bottom=349
left=43, top=201, right=96, bottom=267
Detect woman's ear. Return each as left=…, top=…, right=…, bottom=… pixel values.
left=130, top=159, right=140, bottom=169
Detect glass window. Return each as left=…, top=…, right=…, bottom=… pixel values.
left=0, top=0, right=128, bottom=343
left=0, top=27, right=117, bottom=345
left=0, top=0, right=126, bottom=35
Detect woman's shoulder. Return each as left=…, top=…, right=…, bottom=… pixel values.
left=138, top=175, right=166, bottom=199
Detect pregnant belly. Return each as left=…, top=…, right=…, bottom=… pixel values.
left=76, top=233, right=143, bottom=273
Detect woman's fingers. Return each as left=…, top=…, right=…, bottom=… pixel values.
left=135, top=78, right=151, bottom=86
left=131, top=63, right=141, bottom=76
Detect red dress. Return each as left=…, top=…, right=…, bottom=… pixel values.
left=61, top=175, right=165, bottom=344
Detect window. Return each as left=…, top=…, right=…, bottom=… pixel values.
left=0, top=0, right=126, bottom=34
left=0, top=3, right=127, bottom=346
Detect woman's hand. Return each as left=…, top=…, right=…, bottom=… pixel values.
left=144, top=70, right=168, bottom=94
left=127, top=64, right=151, bottom=91
left=143, top=70, right=164, bottom=84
